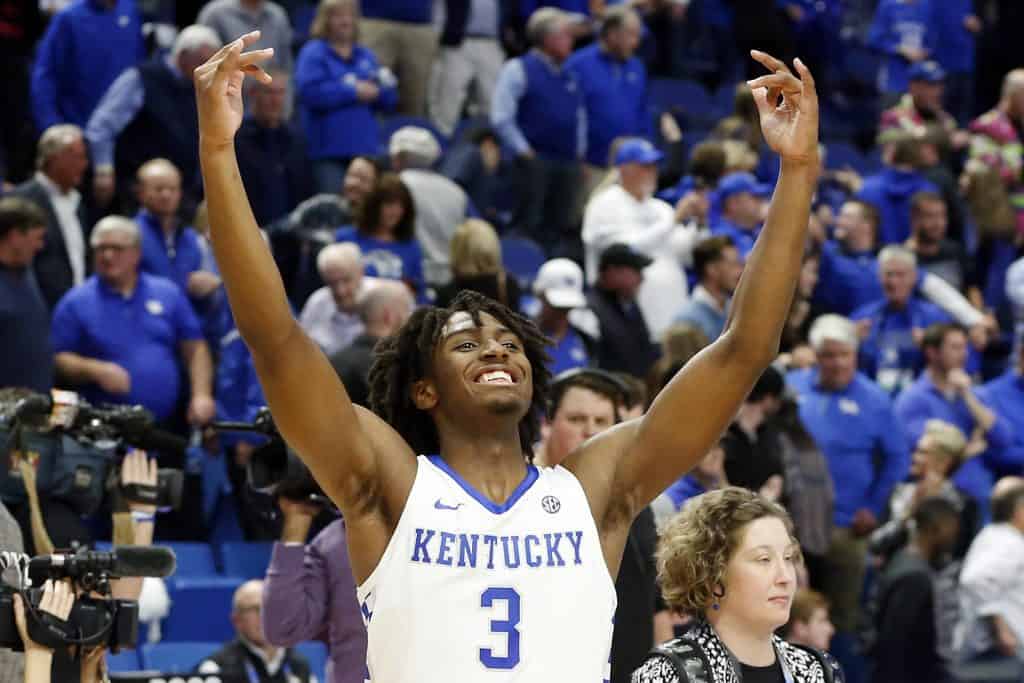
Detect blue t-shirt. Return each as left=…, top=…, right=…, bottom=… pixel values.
left=334, top=225, right=424, bottom=292
left=545, top=327, right=589, bottom=375
left=137, top=210, right=204, bottom=295
left=51, top=274, right=202, bottom=421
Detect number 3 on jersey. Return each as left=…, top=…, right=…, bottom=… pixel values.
left=480, top=587, right=520, bottom=669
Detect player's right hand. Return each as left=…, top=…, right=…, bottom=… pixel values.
left=193, top=31, right=275, bottom=150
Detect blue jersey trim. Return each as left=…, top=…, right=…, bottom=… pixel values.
left=426, top=454, right=539, bottom=514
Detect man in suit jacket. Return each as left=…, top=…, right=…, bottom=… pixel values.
left=13, top=124, right=90, bottom=310
left=586, top=243, right=661, bottom=379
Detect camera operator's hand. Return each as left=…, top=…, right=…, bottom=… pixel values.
left=188, top=393, right=216, bottom=426
left=95, top=361, right=131, bottom=395
left=122, top=449, right=158, bottom=515
left=279, top=496, right=319, bottom=544
left=14, top=579, right=75, bottom=654
left=79, top=646, right=107, bottom=683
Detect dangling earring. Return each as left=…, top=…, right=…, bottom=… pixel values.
left=712, top=585, right=725, bottom=611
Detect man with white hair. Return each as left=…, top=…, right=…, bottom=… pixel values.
left=787, top=313, right=910, bottom=641
left=299, top=242, right=374, bottom=355
left=968, top=68, right=1024, bottom=233
left=29, top=0, right=144, bottom=131
left=13, top=124, right=90, bottom=310
left=50, top=216, right=215, bottom=428
left=389, top=126, right=471, bottom=286
left=86, top=24, right=221, bottom=210
left=492, top=7, right=586, bottom=252
left=850, top=245, right=961, bottom=395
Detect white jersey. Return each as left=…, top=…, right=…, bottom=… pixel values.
left=356, top=455, right=617, bottom=682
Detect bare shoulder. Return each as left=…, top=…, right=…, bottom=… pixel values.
left=562, top=418, right=642, bottom=529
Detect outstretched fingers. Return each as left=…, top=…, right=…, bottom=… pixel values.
left=792, top=57, right=819, bottom=108
left=750, top=50, right=792, bottom=77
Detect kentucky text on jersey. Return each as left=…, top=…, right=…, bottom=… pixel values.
left=409, top=529, right=585, bottom=569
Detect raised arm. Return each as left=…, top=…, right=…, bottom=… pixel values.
left=193, top=33, right=415, bottom=580
left=570, top=52, right=819, bottom=529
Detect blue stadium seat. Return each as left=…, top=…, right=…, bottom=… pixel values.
left=295, top=641, right=329, bottom=682
left=648, top=78, right=716, bottom=126
left=824, top=141, right=866, bottom=171
left=106, top=648, right=141, bottom=673
left=140, top=641, right=221, bottom=674
left=163, top=576, right=243, bottom=642
left=166, top=542, right=219, bottom=578
left=500, top=236, right=546, bottom=288
left=219, top=541, right=273, bottom=580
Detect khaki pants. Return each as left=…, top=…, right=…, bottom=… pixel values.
left=428, top=38, right=505, bottom=137
left=361, top=18, right=438, bottom=117
left=819, top=527, right=869, bottom=633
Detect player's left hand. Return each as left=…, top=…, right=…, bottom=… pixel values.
left=747, top=51, right=819, bottom=166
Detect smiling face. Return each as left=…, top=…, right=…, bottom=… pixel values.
left=418, top=311, right=533, bottom=422
left=717, top=516, right=799, bottom=632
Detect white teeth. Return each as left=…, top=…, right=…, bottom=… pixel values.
left=478, top=371, right=513, bottom=384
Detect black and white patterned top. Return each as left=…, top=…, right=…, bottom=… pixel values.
left=632, top=619, right=844, bottom=683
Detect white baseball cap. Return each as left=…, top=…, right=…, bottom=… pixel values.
left=389, top=126, right=442, bottom=164
left=533, top=258, right=586, bottom=309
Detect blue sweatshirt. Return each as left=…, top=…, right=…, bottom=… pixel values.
left=787, top=368, right=910, bottom=527
left=978, top=371, right=1024, bottom=476
left=849, top=296, right=951, bottom=395
left=856, top=168, right=938, bottom=245
left=31, top=0, right=145, bottom=130
left=334, top=225, right=424, bottom=293
left=566, top=44, right=651, bottom=167
left=896, top=372, right=1017, bottom=512
left=866, top=0, right=935, bottom=94
left=294, top=41, right=397, bottom=161
left=929, top=0, right=974, bottom=74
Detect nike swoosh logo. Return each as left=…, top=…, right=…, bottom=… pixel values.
left=434, top=499, right=463, bottom=511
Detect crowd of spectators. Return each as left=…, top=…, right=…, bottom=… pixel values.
left=2, top=0, right=1024, bottom=682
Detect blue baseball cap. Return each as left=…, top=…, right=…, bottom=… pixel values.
left=908, top=60, right=946, bottom=84
left=614, top=138, right=664, bottom=166
left=717, top=172, right=771, bottom=202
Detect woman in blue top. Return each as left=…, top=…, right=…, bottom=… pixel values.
left=295, top=0, right=398, bottom=193
left=335, top=173, right=424, bottom=294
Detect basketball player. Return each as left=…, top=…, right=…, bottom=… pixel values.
left=194, top=31, right=819, bottom=682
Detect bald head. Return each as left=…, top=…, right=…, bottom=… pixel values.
left=137, top=158, right=183, bottom=218
left=232, top=579, right=264, bottom=613
left=992, top=476, right=1024, bottom=528
left=231, top=580, right=272, bottom=649
left=360, top=280, right=414, bottom=334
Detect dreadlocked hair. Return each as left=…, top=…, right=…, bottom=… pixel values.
left=367, top=289, right=553, bottom=460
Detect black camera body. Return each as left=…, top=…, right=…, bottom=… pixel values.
left=0, top=589, right=138, bottom=652
left=0, top=389, right=187, bottom=513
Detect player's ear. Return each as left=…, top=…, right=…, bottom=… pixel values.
left=411, top=378, right=438, bottom=410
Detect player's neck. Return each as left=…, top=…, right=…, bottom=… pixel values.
left=437, top=429, right=530, bottom=503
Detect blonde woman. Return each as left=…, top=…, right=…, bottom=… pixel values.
left=294, top=0, right=397, bottom=193
left=433, top=219, right=521, bottom=309
left=633, top=487, right=843, bottom=683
